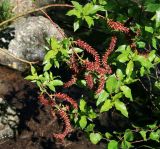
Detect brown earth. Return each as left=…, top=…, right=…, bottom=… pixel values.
left=0, top=65, right=105, bottom=149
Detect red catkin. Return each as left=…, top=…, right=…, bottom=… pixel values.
left=75, top=39, right=100, bottom=67
left=53, top=93, right=78, bottom=109
left=95, top=75, right=105, bottom=94
left=52, top=110, right=72, bottom=140
left=108, top=19, right=129, bottom=33
left=102, top=36, right=117, bottom=70
left=38, top=94, right=54, bottom=106
left=84, top=61, right=97, bottom=71
left=64, top=75, right=77, bottom=88
left=85, top=73, right=94, bottom=89
left=69, top=54, right=79, bottom=74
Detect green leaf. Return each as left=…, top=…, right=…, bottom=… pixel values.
left=84, top=16, right=94, bottom=28
left=47, top=84, right=55, bottom=91
left=145, top=26, right=153, bottom=33
left=44, top=71, right=50, bottom=80
left=86, top=4, right=104, bottom=15
left=112, top=93, right=123, bottom=101
left=79, top=116, right=87, bottom=129
left=115, top=100, right=128, bottom=117
left=126, top=60, right=134, bottom=77
left=116, top=45, right=127, bottom=52
left=140, top=130, right=147, bottom=141
left=25, top=75, right=38, bottom=81
left=66, top=9, right=80, bottom=17
left=100, top=99, right=113, bottom=113
left=83, top=3, right=93, bottom=15
left=51, top=80, right=63, bottom=86
left=80, top=99, right=86, bottom=112
left=43, top=62, right=52, bottom=71
left=108, top=140, right=118, bottom=149
left=140, top=67, right=145, bottom=77
left=148, top=50, right=156, bottom=62
left=89, top=133, right=102, bottom=144
left=106, top=75, right=118, bottom=94
left=54, top=60, right=60, bottom=68
left=116, top=69, right=124, bottom=81
left=88, top=108, right=97, bottom=119
left=71, top=1, right=82, bottom=11
left=50, top=37, right=60, bottom=50
left=156, top=10, right=160, bottom=27
left=124, top=129, right=134, bottom=141
left=74, top=20, right=80, bottom=31
left=86, top=124, right=95, bottom=132
left=84, top=3, right=105, bottom=15
left=145, top=3, right=160, bottom=12
left=120, top=86, right=133, bottom=101
left=121, top=141, right=132, bottom=149
left=149, top=131, right=159, bottom=142
left=152, top=38, right=157, bottom=49
left=105, top=132, right=112, bottom=139
left=133, top=55, right=153, bottom=69
left=155, top=81, right=160, bottom=89
left=137, top=42, right=146, bottom=48
left=117, top=53, right=129, bottom=63
left=31, top=65, right=36, bottom=75
left=68, top=47, right=83, bottom=54
left=147, top=122, right=157, bottom=129
left=96, top=90, right=109, bottom=106
left=44, top=50, right=57, bottom=62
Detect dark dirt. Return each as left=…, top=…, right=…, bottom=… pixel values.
left=0, top=65, right=105, bottom=149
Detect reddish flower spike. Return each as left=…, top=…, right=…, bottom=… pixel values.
left=53, top=93, right=78, bottom=109
left=75, top=39, right=100, bottom=67
left=108, top=19, right=129, bottom=33
left=84, top=61, right=97, bottom=71
left=38, top=94, right=54, bottom=106
left=85, top=73, right=94, bottom=89
left=64, top=75, right=77, bottom=88
left=102, top=36, right=117, bottom=70
left=52, top=110, right=72, bottom=140
left=95, top=75, right=105, bottom=94
left=69, top=54, right=79, bottom=74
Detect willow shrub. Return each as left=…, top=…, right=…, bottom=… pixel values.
left=26, top=0, right=160, bottom=148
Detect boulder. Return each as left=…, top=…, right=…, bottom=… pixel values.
left=0, top=16, right=65, bottom=71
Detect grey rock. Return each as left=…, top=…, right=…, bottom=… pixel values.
left=0, top=97, right=19, bottom=140
left=0, top=16, right=64, bottom=71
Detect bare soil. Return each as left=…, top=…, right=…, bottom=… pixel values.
left=0, top=66, right=105, bottom=149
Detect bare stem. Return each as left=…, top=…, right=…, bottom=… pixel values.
left=40, top=9, right=66, bottom=38
left=0, top=48, right=38, bottom=65
left=0, top=4, right=73, bottom=27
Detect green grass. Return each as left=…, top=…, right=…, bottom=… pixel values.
left=0, top=0, right=12, bottom=23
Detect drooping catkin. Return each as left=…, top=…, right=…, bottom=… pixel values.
left=52, top=109, right=72, bottom=140
left=108, top=19, right=129, bottom=33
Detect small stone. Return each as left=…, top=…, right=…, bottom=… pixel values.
left=0, top=98, right=19, bottom=140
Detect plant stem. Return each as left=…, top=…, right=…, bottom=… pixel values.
left=40, top=9, right=66, bottom=38
left=0, top=48, right=38, bottom=65
left=0, top=4, right=73, bottom=27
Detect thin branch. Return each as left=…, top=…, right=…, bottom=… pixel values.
left=40, top=9, right=66, bottom=38
left=138, top=78, right=149, bottom=92
left=0, top=4, right=73, bottom=27
left=0, top=48, right=38, bottom=65
left=132, top=139, right=149, bottom=144
left=96, top=14, right=106, bottom=20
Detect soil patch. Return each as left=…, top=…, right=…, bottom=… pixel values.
left=0, top=66, right=105, bottom=149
